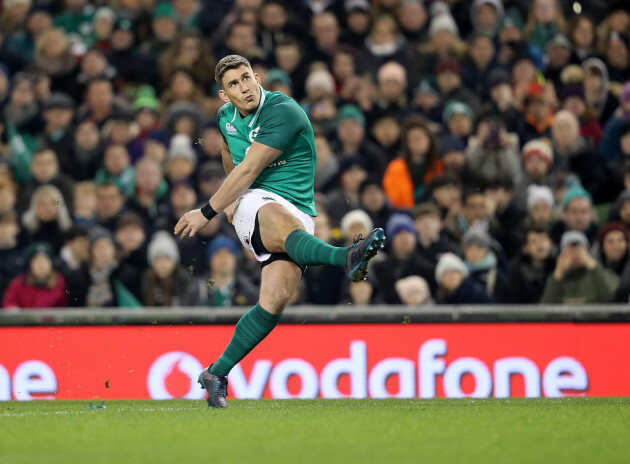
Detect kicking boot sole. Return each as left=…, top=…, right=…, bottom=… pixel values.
left=349, top=229, right=386, bottom=282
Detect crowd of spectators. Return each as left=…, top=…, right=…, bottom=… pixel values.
left=2, top=0, right=630, bottom=310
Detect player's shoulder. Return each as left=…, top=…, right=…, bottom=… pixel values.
left=260, top=91, right=307, bottom=120
left=217, top=101, right=234, bottom=121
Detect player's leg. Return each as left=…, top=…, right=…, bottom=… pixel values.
left=256, top=202, right=385, bottom=281
left=199, top=259, right=301, bottom=408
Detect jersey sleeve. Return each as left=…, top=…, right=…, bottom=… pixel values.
left=216, top=105, right=228, bottom=143
left=254, top=98, right=308, bottom=152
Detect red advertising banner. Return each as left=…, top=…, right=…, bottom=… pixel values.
left=1, top=323, right=629, bottom=401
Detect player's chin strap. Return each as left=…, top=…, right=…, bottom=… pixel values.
left=201, top=202, right=218, bottom=221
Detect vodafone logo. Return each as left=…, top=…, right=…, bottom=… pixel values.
left=147, top=352, right=205, bottom=400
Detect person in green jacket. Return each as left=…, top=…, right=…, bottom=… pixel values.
left=541, top=230, right=619, bottom=304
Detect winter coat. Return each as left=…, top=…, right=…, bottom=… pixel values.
left=372, top=251, right=436, bottom=304
left=383, top=157, right=444, bottom=209
left=435, top=278, right=494, bottom=305
left=2, top=273, right=68, bottom=309
left=503, top=253, right=556, bottom=304
left=552, top=138, right=606, bottom=201
left=540, top=265, right=620, bottom=304
left=141, top=266, right=194, bottom=307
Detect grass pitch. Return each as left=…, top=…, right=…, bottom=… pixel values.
left=1, top=398, right=629, bottom=464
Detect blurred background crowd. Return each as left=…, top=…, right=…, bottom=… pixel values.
left=2, top=0, right=630, bottom=309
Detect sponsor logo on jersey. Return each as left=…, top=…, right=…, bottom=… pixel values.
left=267, top=160, right=287, bottom=168
left=249, top=126, right=260, bottom=142
left=226, top=123, right=237, bottom=135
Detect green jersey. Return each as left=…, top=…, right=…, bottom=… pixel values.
left=217, top=89, right=317, bottom=216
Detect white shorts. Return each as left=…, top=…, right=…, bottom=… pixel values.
left=232, top=188, right=315, bottom=262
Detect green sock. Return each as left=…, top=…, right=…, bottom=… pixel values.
left=209, top=303, right=281, bottom=376
left=284, top=229, right=347, bottom=267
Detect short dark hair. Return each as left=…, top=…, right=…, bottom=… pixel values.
left=524, top=222, right=550, bottom=237
left=215, top=54, right=252, bottom=88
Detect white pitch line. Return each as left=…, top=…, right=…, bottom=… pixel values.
left=0, top=407, right=197, bottom=417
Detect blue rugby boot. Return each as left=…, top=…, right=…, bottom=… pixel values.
left=198, top=365, right=228, bottom=409
left=345, top=228, right=386, bottom=282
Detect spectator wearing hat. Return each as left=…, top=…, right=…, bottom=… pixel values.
left=416, top=12, right=467, bottom=80
left=544, top=34, right=572, bottom=92
left=541, top=230, right=619, bottom=304
left=470, top=0, right=504, bottom=38
left=411, top=79, right=443, bottom=125
left=582, top=58, right=617, bottom=127
left=372, top=213, right=435, bottom=304
left=551, top=110, right=606, bottom=201
left=412, top=202, right=459, bottom=264
left=58, top=224, right=90, bottom=306
left=3, top=241, right=67, bottom=310
left=266, top=68, right=292, bottom=97
left=443, top=100, right=475, bottom=140
left=461, top=34, right=496, bottom=101
left=359, top=177, right=399, bottom=232
left=519, top=184, right=556, bottom=235
left=142, top=231, right=193, bottom=307
left=141, top=2, right=178, bottom=63
left=466, top=114, right=522, bottom=187
left=551, top=180, right=599, bottom=248
left=324, top=156, right=368, bottom=227
left=395, top=275, right=432, bottom=306
left=461, top=222, right=505, bottom=300
left=334, top=105, right=387, bottom=177
left=342, top=0, right=371, bottom=49
left=40, top=92, right=75, bottom=174
left=604, top=31, right=630, bottom=85
left=133, top=86, right=161, bottom=137
left=514, top=139, right=554, bottom=207
left=0, top=210, right=25, bottom=302
left=504, top=223, right=556, bottom=303
left=440, top=135, right=467, bottom=178
left=107, top=17, right=156, bottom=88
left=517, top=81, right=556, bottom=144
left=94, top=144, right=136, bottom=197
left=339, top=209, right=373, bottom=247
left=183, top=236, right=258, bottom=307
left=434, top=59, right=481, bottom=115
left=166, top=134, right=197, bottom=185
left=383, top=115, right=444, bottom=209
left=434, top=252, right=493, bottom=304
left=89, top=6, right=115, bottom=52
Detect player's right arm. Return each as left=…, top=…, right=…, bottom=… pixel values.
left=221, top=140, right=237, bottom=223
left=221, top=140, right=236, bottom=175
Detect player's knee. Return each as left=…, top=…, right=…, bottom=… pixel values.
left=260, top=286, right=293, bottom=314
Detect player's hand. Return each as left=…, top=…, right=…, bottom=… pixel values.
left=174, top=209, right=210, bottom=238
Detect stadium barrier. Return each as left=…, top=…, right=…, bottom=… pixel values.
left=1, top=306, right=629, bottom=401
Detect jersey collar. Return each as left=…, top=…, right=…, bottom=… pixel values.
left=230, top=87, right=267, bottom=127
